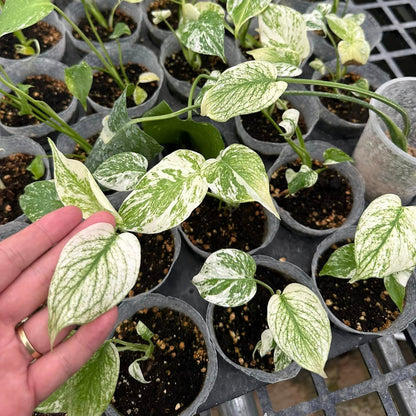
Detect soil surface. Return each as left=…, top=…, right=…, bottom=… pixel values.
left=316, top=240, right=401, bottom=332
left=270, top=159, right=353, bottom=230
left=112, top=307, right=208, bottom=415
left=181, top=195, right=267, bottom=253
left=89, top=63, right=159, bottom=108
left=0, top=21, right=62, bottom=60
left=315, top=72, right=373, bottom=123
left=0, top=153, right=40, bottom=225
left=73, top=9, right=137, bottom=42
left=0, top=74, right=72, bottom=127
left=147, top=0, right=181, bottom=31
left=241, top=105, right=308, bottom=143
left=126, top=231, right=175, bottom=297
left=213, top=265, right=294, bottom=372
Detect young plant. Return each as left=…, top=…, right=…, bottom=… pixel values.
left=152, top=0, right=226, bottom=70
left=320, top=194, right=416, bottom=312
left=192, top=248, right=332, bottom=376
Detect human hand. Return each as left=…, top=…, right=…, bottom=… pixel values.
left=0, top=206, right=119, bottom=416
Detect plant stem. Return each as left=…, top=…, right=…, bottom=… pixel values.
left=187, top=73, right=217, bottom=120
left=129, top=104, right=200, bottom=125
left=254, top=278, right=275, bottom=296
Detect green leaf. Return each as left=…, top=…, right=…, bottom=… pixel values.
left=320, top=243, right=357, bottom=280
left=93, top=152, right=148, bottom=192
left=192, top=248, right=257, bottom=307
left=49, top=139, right=121, bottom=223
left=384, top=273, right=407, bottom=312
left=133, top=86, right=148, bottom=106
left=226, top=0, right=272, bottom=38
left=27, top=155, right=45, bottom=180
left=202, top=144, right=279, bottom=218
left=48, top=224, right=141, bottom=344
left=19, top=180, right=64, bottom=222
left=65, top=62, right=93, bottom=112
left=128, top=359, right=150, bottom=383
left=200, top=61, right=287, bottom=122
left=119, top=149, right=208, bottom=233
left=35, top=341, right=119, bottom=416
left=142, top=101, right=225, bottom=159
left=267, top=283, right=331, bottom=377
left=323, top=148, right=354, bottom=165
left=285, top=165, right=318, bottom=195
left=259, top=4, right=310, bottom=63
left=0, top=0, right=54, bottom=37
left=353, top=194, right=416, bottom=281
left=109, top=22, right=131, bottom=39
left=177, top=10, right=225, bottom=60
left=85, top=89, right=163, bottom=173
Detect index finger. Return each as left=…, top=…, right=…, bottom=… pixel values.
left=0, top=206, right=83, bottom=292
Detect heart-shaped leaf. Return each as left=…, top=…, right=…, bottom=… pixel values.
left=35, top=341, right=119, bottom=416
left=201, top=61, right=287, bottom=122
left=267, top=283, right=331, bottom=377
left=323, top=148, right=354, bottom=165
left=192, top=248, right=257, bottom=307
left=320, top=243, right=357, bottom=280
left=65, top=62, right=93, bottom=111
left=285, top=165, right=318, bottom=195
left=48, top=223, right=141, bottom=344
left=202, top=144, right=279, bottom=218
left=119, top=149, right=208, bottom=233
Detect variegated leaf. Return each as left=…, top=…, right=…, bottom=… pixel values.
left=119, top=150, right=208, bottom=233
left=273, top=345, right=292, bottom=372
left=353, top=194, right=416, bottom=281
left=202, top=144, right=279, bottom=218
left=323, top=148, right=354, bottom=165
left=0, top=0, right=53, bottom=36
left=177, top=10, right=225, bottom=60
left=128, top=360, right=150, bottom=383
left=267, top=283, right=331, bottom=377
left=320, top=243, right=357, bottom=280
left=285, top=165, right=318, bottom=195
left=192, top=248, right=257, bottom=307
left=93, top=152, right=148, bottom=192
left=255, top=329, right=276, bottom=357
left=35, top=342, right=119, bottom=416
left=259, top=4, right=310, bottom=62
left=303, top=4, right=330, bottom=33
left=48, top=223, right=141, bottom=344
left=279, top=108, right=299, bottom=138
left=226, top=0, right=272, bottom=37
left=49, top=140, right=121, bottom=223
left=200, top=61, right=287, bottom=122
left=196, top=1, right=225, bottom=16
left=152, top=9, right=172, bottom=25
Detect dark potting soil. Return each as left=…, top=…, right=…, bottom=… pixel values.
left=112, top=307, right=208, bottom=415
left=269, top=159, right=353, bottom=229
left=241, top=105, right=308, bottom=143
left=0, top=153, right=40, bottom=225
left=73, top=9, right=137, bottom=42
left=164, top=51, right=229, bottom=87
left=213, top=265, right=294, bottom=372
left=88, top=63, right=159, bottom=108
left=181, top=195, right=267, bottom=253
left=147, top=0, right=181, bottom=31
left=0, top=75, right=72, bottom=127
left=316, top=241, right=401, bottom=332
left=126, top=231, right=175, bottom=297
left=315, top=72, right=372, bottom=124
left=0, top=21, right=62, bottom=60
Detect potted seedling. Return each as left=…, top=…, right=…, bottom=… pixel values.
left=312, top=194, right=416, bottom=335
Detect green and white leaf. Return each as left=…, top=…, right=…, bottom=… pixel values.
left=259, top=4, right=310, bottom=62
left=192, top=248, right=257, bottom=307
left=279, top=108, right=299, bottom=138
left=136, top=321, right=154, bottom=342
left=384, top=273, right=407, bottom=312
left=65, top=62, right=93, bottom=111
left=19, top=180, right=64, bottom=223
left=200, top=60, right=287, bottom=122
left=195, top=1, right=225, bottom=16
left=119, top=150, right=208, bottom=233
left=303, top=3, right=331, bottom=33
left=152, top=9, right=172, bottom=25
left=177, top=10, right=225, bottom=60
left=309, top=58, right=327, bottom=75
left=93, top=152, right=148, bottom=192
left=323, top=148, right=354, bottom=165
left=35, top=341, right=119, bottom=416
left=254, top=329, right=276, bottom=357
left=49, top=140, right=121, bottom=223
left=139, top=72, right=160, bottom=83
left=320, top=243, right=357, bottom=280
left=48, top=223, right=141, bottom=344
left=0, top=0, right=54, bottom=36
left=226, top=0, right=272, bottom=38
left=194, top=70, right=221, bottom=107
left=285, top=165, right=318, bottom=195
left=353, top=194, right=416, bottom=281
left=128, top=360, right=150, bottom=383
left=267, top=283, right=331, bottom=377
left=202, top=144, right=279, bottom=217
left=273, top=345, right=292, bottom=372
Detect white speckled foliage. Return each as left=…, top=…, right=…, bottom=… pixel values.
left=267, top=283, right=331, bottom=377
left=48, top=223, right=141, bottom=345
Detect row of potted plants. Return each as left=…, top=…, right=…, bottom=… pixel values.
left=0, top=0, right=415, bottom=415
